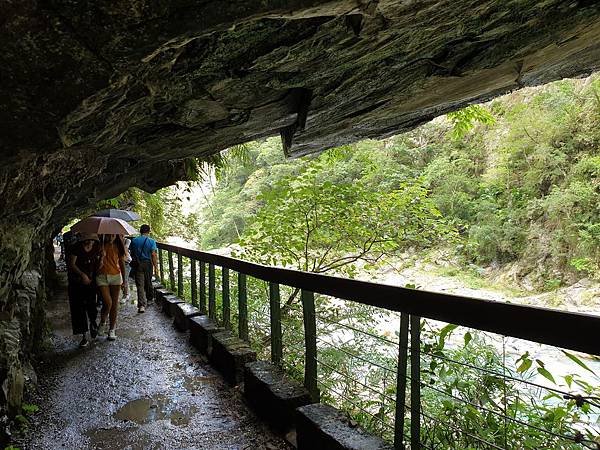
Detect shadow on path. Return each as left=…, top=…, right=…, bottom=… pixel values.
left=21, top=274, right=287, bottom=449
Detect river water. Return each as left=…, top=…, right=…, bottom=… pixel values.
left=352, top=263, right=600, bottom=443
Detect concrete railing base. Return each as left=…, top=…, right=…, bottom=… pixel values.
left=162, top=294, right=184, bottom=317
left=173, top=303, right=202, bottom=331
left=189, top=316, right=224, bottom=355
left=244, top=360, right=312, bottom=432
left=296, top=404, right=393, bottom=450
left=154, top=287, right=173, bottom=305
left=209, top=331, right=256, bottom=385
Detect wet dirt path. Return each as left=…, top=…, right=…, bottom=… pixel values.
left=21, top=275, right=287, bottom=449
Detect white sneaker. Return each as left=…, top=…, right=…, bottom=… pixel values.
left=79, top=335, right=89, bottom=348
left=107, top=329, right=117, bottom=341
left=138, top=306, right=146, bottom=313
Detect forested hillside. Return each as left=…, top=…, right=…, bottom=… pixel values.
left=129, top=75, right=600, bottom=291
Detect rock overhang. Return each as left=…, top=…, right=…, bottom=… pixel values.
left=2, top=0, right=600, bottom=224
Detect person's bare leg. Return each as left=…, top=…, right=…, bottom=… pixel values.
left=99, top=285, right=112, bottom=325
left=109, top=284, right=120, bottom=329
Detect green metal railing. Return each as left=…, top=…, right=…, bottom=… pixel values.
left=157, top=244, right=600, bottom=449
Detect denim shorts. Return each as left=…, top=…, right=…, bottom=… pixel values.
left=96, top=273, right=123, bottom=286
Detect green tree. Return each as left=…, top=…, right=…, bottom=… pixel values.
left=447, top=104, right=495, bottom=139
left=239, top=160, right=452, bottom=275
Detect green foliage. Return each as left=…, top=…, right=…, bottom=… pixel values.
left=199, top=138, right=300, bottom=249
left=20, top=403, right=38, bottom=415
left=186, top=77, right=600, bottom=292
left=97, top=184, right=201, bottom=241
left=417, top=326, right=600, bottom=449
left=14, top=415, right=28, bottom=428
left=6, top=401, right=40, bottom=443
left=291, top=305, right=600, bottom=449
left=239, top=159, right=452, bottom=275
left=543, top=278, right=562, bottom=291
left=569, top=257, right=598, bottom=277
left=97, top=75, right=600, bottom=291
left=416, top=76, right=600, bottom=284
left=447, top=104, right=495, bottom=138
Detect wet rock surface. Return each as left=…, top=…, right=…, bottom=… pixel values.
left=19, top=275, right=288, bottom=449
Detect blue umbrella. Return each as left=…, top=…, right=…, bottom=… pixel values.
left=93, top=209, right=140, bottom=222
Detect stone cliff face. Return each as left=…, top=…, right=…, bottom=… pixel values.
left=1, top=0, right=600, bottom=439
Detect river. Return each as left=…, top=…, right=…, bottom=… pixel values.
left=363, top=262, right=600, bottom=400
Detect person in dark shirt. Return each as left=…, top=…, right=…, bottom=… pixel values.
left=67, top=233, right=101, bottom=348
left=63, top=230, right=79, bottom=259
left=129, top=224, right=158, bottom=313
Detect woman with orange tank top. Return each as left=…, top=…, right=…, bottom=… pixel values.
left=96, top=234, right=126, bottom=341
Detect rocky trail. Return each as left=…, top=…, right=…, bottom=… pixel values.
left=16, top=274, right=287, bottom=450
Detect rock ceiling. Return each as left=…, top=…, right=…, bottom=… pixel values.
left=2, top=0, right=600, bottom=225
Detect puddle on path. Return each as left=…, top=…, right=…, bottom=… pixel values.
left=165, top=372, right=217, bottom=393
left=85, top=427, right=151, bottom=450
left=114, top=327, right=141, bottom=339
left=183, top=374, right=217, bottom=392
left=114, top=395, right=197, bottom=426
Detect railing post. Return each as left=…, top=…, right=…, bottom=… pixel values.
left=269, top=282, right=282, bottom=365
left=238, top=273, right=248, bottom=341
left=168, top=251, right=175, bottom=291
left=410, top=315, right=421, bottom=448
left=177, top=253, right=184, bottom=298
left=222, top=268, right=230, bottom=329
left=199, top=261, right=207, bottom=314
left=190, top=259, right=197, bottom=307
left=394, top=313, right=410, bottom=449
left=158, top=248, right=164, bottom=284
left=301, top=290, right=319, bottom=402
left=208, top=263, right=216, bottom=321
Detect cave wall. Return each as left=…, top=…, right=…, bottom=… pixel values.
left=2, top=0, right=600, bottom=439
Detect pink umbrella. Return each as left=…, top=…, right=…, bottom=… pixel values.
left=71, top=217, right=137, bottom=235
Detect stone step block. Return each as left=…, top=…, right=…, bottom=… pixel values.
left=162, top=294, right=184, bottom=317
left=296, top=404, right=392, bottom=450
left=189, top=315, right=224, bottom=355
left=155, top=287, right=173, bottom=304
left=244, top=360, right=312, bottom=432
left=151, top=282, right=163, bottom=304
left=209, top=331, right=256, bottom=385
left=173, top=303, right=202, bottom=331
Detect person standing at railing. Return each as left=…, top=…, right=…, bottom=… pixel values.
left=130, top=224, right=158, bottom=313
